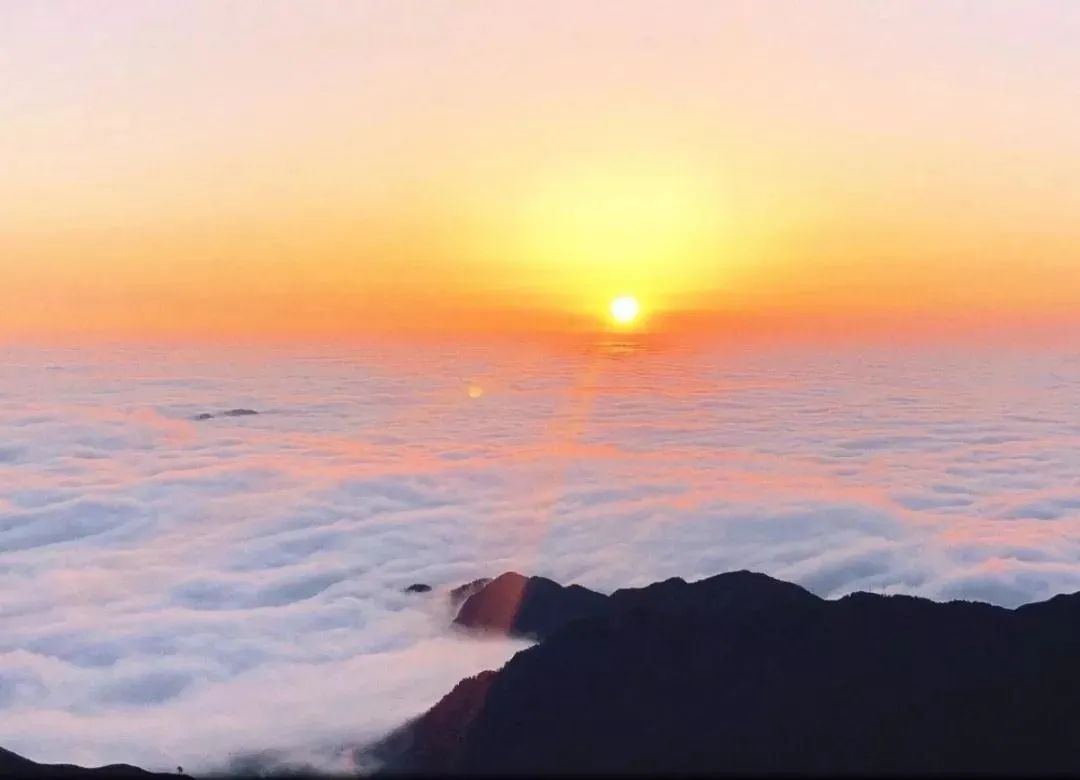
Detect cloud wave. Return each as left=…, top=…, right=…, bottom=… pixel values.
left=0, top=342, right=1078, bottom=771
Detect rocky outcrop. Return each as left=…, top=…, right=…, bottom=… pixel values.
left=448, top=578, right=491, bottom=608
left=451, top=572, right=608, bottom=640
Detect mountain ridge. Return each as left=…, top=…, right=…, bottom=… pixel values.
left=375, top=569, right=1080, bottom=774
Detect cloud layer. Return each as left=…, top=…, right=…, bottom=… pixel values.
left=1, top=341, right=1079, bottom=771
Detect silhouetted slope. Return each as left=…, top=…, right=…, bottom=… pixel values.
left=452, top=572, right=608, bottom=640
left=0, top=746, right=184, bottom=778
left=384, top=570, right=1080, bottom=775
left=374, top=671, right=497, bottom=774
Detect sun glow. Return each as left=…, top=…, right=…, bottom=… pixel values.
left=610, top=295, right=641, bottom=325
left=507, top=159, right=732, bottom=329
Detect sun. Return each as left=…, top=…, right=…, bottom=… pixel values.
left=609, top=295, right=640, bottom=325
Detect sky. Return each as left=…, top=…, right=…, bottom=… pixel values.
left=3, top=0, right=1080, bottom=341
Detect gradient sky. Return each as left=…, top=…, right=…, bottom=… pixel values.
left=4, top=0, right=1080, bottom=340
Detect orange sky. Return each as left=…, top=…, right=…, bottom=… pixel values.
left=3, top=1, right=1080, bottom=342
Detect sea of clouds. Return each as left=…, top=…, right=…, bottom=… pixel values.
left=1, top=339, right=1079, bottom=771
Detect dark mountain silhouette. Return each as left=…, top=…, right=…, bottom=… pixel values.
left=192, top=409, right=259, bottom=421
left=452, top=572, right=608, bottom=640
left=0, top=746, right=186, bottom=778
left=375, top=570, right=1080, bottom=775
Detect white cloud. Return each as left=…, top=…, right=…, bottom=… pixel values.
left=0, top=342, right=1078, bottom=771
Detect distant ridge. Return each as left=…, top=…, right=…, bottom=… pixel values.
left=0, top=746, right=186, bottom=778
